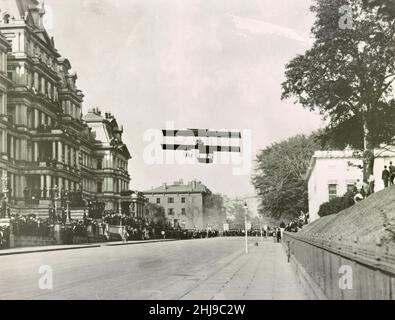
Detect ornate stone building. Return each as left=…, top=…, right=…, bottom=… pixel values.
left=0, top=0, right=139, bottom=218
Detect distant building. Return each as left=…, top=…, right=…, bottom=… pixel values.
left=230, top=195, right=260, bottom=217
left=306, top=147, right=395, bottom=222
left=143, top=180, right=212, bottom=230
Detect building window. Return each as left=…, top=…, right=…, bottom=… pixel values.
left=181, top=208, right=186, bottom=215
left=156, top=198, right=160, bottom=204
left=3, top=14, right=10, bottom=24
left=97, top=182, right=102, bottom=193
left=181, top=197, right=186, bottom=203
left=97, top=159, right=102, bottom=170
left=168, top=208, right=174, bottom=215
left=328, top=184, right=337, bottom=200
left=168, top=197, right=174, bottom=204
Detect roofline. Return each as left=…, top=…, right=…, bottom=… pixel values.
left=142, top=190, right=208, bottom=195
left=305, top=155, right=317, bottom=182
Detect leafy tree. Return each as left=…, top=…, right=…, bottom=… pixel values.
left=227, top=202, right=254, bottom=230
left=203, top=193, right=224, bottom=209
left=282, top=0, right=395, bottom=181
left=203, top=193, right=226, bottom=230
left=362, top=0, right=395, bottom=20
left=252, top=134, right=319, bottom=221
left=146, top=203, right=166, bottom=225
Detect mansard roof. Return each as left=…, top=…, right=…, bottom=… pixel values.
left=82, top=108, right=132, bottom=160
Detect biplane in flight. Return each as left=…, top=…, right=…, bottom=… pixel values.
left=161, top=129, right=242, bottom=164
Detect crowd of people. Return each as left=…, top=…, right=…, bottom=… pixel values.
left=223, top=229, right=263, bottom=237
left=351, top=163, right=395, bottom=203
left=1, top=209, right=313, bottom=249
left=10, top=215, right=52, bottom=238
left=0, top=226, right=10, bottom=249
left=382, top=162, right=395, bottom=188
left=284, top=220, right=305, bottom=233
left=103, top=212, right=220, bottom=242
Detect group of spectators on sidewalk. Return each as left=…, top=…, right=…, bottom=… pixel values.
left=10, top=215, right=52, bottom=238
left=103, top=212, right=220, bottom=242
left=0, top=226, right=10, bottom=249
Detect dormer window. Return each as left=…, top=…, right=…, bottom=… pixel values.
left=3, top=14, right=10, bottom=24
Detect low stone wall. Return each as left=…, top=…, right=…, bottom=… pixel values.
left=72, top=235, right=107, bottom=244
left=10, top=235, right=57, bottom=248
left=284, top=232, right=395, bottom=300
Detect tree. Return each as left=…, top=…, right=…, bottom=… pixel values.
left=252, top=134, right=319, bottom=221
left=146, top=203, right=166, bottom=225
left=282, top=0, right=395, bottom=181
left=203, top=194, right=226, bottom=230
left=362, top=0, right=395, bottom=20
left=227, top=202, right=254, bottom=230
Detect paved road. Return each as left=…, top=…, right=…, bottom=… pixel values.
left=0, top=237, right=308, bottom=300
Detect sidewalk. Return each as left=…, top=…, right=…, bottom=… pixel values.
left=0, top=238, right=177, bottom=256
left=180, top=239, right=309, bottom=300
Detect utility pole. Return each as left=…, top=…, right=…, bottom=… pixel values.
left=244, top=202, right=248, bottom=254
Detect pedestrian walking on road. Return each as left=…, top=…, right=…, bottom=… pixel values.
left=122, top=229, right=129, bottom=243
left=276, top=228, right=281, bottom=243
left=382, top=166, right=390, bottom=188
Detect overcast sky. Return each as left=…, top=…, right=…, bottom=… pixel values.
left=45, top=0, right=322, bottom=197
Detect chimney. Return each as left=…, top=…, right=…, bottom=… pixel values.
left=163, top=183, right=167, bottom=190
left=174, top=179, right=184, bottom=186
left=190, top=180, right=197, bottom=190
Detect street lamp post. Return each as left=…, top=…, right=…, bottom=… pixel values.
left=65, top=189, right=71, bottom=224
left=244, top=202, right=248, bottom=254
left=259, top=215, right=263, bottom=244
left=53, top=185, right=59, bottom=223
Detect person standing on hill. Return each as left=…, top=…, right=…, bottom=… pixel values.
left=389, top=162, right=395, bottom=186
left=382, top=166, right=390, bottom=188
left=368, top=174, right=375, bottom=195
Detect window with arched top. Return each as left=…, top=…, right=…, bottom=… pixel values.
left=3, top=14, right=10, bottom=24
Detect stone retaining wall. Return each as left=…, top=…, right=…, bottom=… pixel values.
left=284, top=232, right=395, bottom=300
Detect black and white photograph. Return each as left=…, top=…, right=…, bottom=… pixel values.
left=0, top=0, right=395, bottom=304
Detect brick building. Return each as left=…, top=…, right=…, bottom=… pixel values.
left=143, top=180, right=212, bottom=230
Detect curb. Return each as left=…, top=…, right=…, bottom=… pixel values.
left=0, top=237, right=223, bottom=256
left=102, top=239, right=178, bottom=247
left=0, top=244, right=101, bottom=257
left=0, top=238, right=187, bottom=256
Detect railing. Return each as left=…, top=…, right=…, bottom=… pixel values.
left=284, top=231, right=395, bottom=299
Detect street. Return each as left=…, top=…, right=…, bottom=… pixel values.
left=0, top=237, right=308, bottom=300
